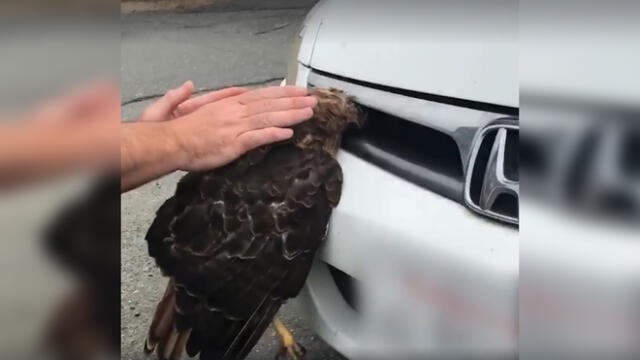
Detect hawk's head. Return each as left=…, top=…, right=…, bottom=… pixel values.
left=292, top=87, right=363, bottom=155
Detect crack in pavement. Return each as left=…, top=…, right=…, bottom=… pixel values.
left=253, top=22, right=291, bottom=35
left=123, top=6, right=311, bottom=18
left=181, top=6, right=312, bottom=14
left=123, top=12, right=305, bottom=33
left=121, top=76, right=284, bottom=106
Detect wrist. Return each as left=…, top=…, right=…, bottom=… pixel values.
left=160, top=120, right=190, bottom=172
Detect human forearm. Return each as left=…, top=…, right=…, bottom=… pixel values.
left=120, top=122, right=185, bottom=192
left=121, top=85, right=316, bottom=192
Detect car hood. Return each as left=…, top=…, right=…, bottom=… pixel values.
left=302, top=0, right=518, bottom=108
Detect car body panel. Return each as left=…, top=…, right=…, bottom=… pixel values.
left=321, top=152, right=517, bottom=279
left=301, top=0, right=518, bottom=108
left=299, top=151, right=518, bottom=358
left=288, top=1, right=519, bottom=358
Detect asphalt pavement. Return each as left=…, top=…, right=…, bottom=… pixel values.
left=120, top=1, right=347, bottom=359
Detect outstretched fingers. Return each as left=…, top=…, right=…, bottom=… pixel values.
left=140, top=81, right=194, bottom=122
left=244, top=96, right=317, bottom=117
left=243, top=107, right=314, bottom=132
left=176, top=87, right=248, bottom=116
left=156, top=81, right=194, bottom=115
left=236, top=127, right=294, bottom=153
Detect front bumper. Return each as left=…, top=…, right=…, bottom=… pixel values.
left=299, top=150, right=518, bottom=359
left=288, top=64, right=518, bottom=359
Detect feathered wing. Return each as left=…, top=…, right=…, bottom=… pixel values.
left=145, top=144, right=343, bottom=360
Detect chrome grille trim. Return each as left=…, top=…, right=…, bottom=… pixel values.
left=464, top=121, right=519, bottom=224
left=308, top=70, right=512, bottom=170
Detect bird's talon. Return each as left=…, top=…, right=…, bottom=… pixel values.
left=276, top=339, right=305, bottom=360
left=273, top=317, right=306, bottom=360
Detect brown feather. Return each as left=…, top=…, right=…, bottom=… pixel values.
left=170, top=329, right=192, bottom=360
left=146, top=280, right=192, bottom=360
left=145, top=88, right=360, bottom=360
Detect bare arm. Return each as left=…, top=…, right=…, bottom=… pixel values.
left=120, top=85, right=317, bottom=192
left=120, top=121, right=184, bottom=192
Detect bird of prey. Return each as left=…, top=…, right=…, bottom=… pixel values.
left=144, top=88, right=361, bottom=360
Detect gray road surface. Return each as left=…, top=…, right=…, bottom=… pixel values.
left=120, top=1, right=347, bottom=359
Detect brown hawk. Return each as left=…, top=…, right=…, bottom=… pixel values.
left=144, top=88, right=361, bottom=360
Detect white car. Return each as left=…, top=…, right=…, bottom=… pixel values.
left=285, top=1, right=518, bottom=359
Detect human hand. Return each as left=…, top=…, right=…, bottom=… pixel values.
left=138, top=81, right=248, bottom=123
left=166, top=85, right=316, bottom=172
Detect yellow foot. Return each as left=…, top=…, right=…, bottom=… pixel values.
left=273, top=317, right=306, bottom=360
left=275, top=338, right=306, bottom=360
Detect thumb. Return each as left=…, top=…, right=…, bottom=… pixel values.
left=141, top=81, right=194, bottom=122
left=161, top=80, right=194, bottom=114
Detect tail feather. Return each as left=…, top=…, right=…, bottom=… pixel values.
left=157, top=328, right=178, bottom=360
left=192, top=295, right=283, bottom=360
left=145, top=279, right=191, bottom=360
left=170, top=329, right=192, bottom=360
left=233, top=299, right=282, bottom=360
left=221, top=295, right=283, bottom=360
left=147, top=280, right=284, bottom=360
